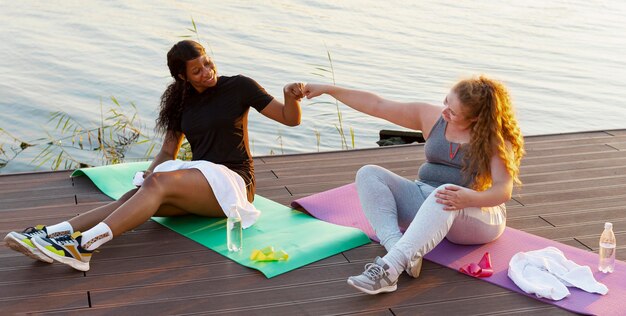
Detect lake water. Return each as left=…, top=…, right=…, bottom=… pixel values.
left=2, top=0, right=625, bottom=173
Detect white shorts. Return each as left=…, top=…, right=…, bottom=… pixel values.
left=135, top=160, right=260, bottom=228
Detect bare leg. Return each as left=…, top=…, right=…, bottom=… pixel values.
left=103, top=169, right=222, bottom=236
left=68, top=188, right=139, bottom=232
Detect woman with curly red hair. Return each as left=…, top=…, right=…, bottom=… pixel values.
left=305, top=75, right=524, bottom=294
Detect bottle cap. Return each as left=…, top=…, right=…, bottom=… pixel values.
left=604, top=222, right=612, bottom=230
left=230, top=204, right=241, bottom=219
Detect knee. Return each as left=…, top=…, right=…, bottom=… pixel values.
left=356, top=164, right=383, bottom=184
left=431, top=183, right=456, bottom=199
left=426, top=183, right=456, bottom=210
left=140, top=172, right=168, bottom=195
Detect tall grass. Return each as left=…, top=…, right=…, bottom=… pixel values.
left=0, top=97, right=154, bottom=171
left=309, top=44, right=355, bottom=150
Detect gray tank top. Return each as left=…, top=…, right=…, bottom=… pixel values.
left=418, top=116, right=471, bottom=187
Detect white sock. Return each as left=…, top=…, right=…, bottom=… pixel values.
left=80, top=222, right=113, bottom=251
left=46, top=221, right=73, bottom=237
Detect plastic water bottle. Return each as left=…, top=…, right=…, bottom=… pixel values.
left=226, top=206, right=242, bottom=252
left=598, top=222, right=616, bottom=273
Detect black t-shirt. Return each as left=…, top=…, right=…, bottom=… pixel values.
left=180, top=75, right=274, bottom=200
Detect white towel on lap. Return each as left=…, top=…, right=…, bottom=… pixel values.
left=508, top=246, right=608, bottom=300
left=133, top=160, right=260, bottom=228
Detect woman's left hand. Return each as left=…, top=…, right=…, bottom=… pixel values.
left=284, top=82, right=305, bottom=100
left=435, top=185, right=474, bottom=211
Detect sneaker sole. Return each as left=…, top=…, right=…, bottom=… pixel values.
left=3, top=234, right=54, bottom=263
left=347, top=278, right=397, bottom=295
left=32, top=239, right=90, bottom=271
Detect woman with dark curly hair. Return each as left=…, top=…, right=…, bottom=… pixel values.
left=4, top=40, right=305, bottom=271
left=305, top=76, right=524, bottom=294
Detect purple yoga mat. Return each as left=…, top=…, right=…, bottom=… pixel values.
left=291, top=182, right=626, bottom=316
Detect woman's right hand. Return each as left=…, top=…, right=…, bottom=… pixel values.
left=304, top=83, right=328, bottom=99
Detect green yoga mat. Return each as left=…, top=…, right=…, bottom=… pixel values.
left=71, top=162, right=371, bottom=278
left=71, top=161, right=151, bottom=200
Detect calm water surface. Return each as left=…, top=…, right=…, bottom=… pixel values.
left=1, top=0, right=625, bottom=173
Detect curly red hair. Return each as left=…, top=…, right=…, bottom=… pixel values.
left=453, top=75, right=525, bottom=191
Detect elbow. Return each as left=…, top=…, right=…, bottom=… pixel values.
left=500, top=188, right=512, bottom=203
left=492, top=180, right=513, bottom=203
left=285, top=116, right=301, bottom=127
left=504, top=191, right=512, bottom=202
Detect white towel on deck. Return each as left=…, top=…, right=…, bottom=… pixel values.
left=133, top=160, right=260, bottom=228
left=508, top=246, right=608, bottom=300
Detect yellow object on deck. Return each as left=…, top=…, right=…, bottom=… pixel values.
left=250, top=246, right=289, bottom=262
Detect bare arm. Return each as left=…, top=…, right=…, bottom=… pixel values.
left=304, top=83, right=441, bottom=136
left=144, top=130, right=185, bottom=176
left=259, top=82, right=304, bottom=126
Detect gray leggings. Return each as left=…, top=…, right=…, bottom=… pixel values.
left=355, top=165, right=506, bottom=272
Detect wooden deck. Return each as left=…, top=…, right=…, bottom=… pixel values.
left=1, top=130, right=625, bottom=315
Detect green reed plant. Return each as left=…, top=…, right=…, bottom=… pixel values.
left=179, top=15, right=215, bottom=57
left=314, top=129, right=321, bottom=152
left=309, top=44, right=354, bottom=150
left=0, top=97, right=157, bottom=170
left=0, top=128, right=34, bottom=169
left=267, top=129, right=284, bottom=155
left=37, top=97, right=155, bottom=169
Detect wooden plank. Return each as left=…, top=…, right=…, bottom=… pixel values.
left=610, top=142, right=626, bottom=150
left=522, top=218, right=626, bottom=241
left=0, top=255, right=85, bottom=283
left=344, top=310, right=395, bottom=316
left=0, top=186, right=84, bottom=203
left=515, top=184, right=626, bottom=206
left=0, top=202, right=108, bottom=231
left=521, top=149, right=626, bottom=167
left=572, top=235, right=626, bottom=261
left=541, top=205, right=626, bottom=227
left=607, top=130, right=626, bottom=136
left=0, top=170, right=72, bottom=185
left=63, top=265, right=507, bottom=315
left=517, top=174, right=626, bottom=195
left=523, top=134, right=626, bottom=150
left=0, top=293, right=89, bottom=315
left=390, top=291, right=575, bottom=316
left=0, top=196, right=77, bottom=211
left=520, top=156, right=626, bottom=175
left=0, top=177, right=73, bottom=196
left=256, top=144, right=423, bottom=166
left=520, top=165, right=626, bottom=184
left=523, top=131, right=611, bottom=144
left=506, top=195, right=626, bottom=218
left=506, top=216, right=553, bottom=231
left=75, top=193, right=115, bottom=204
